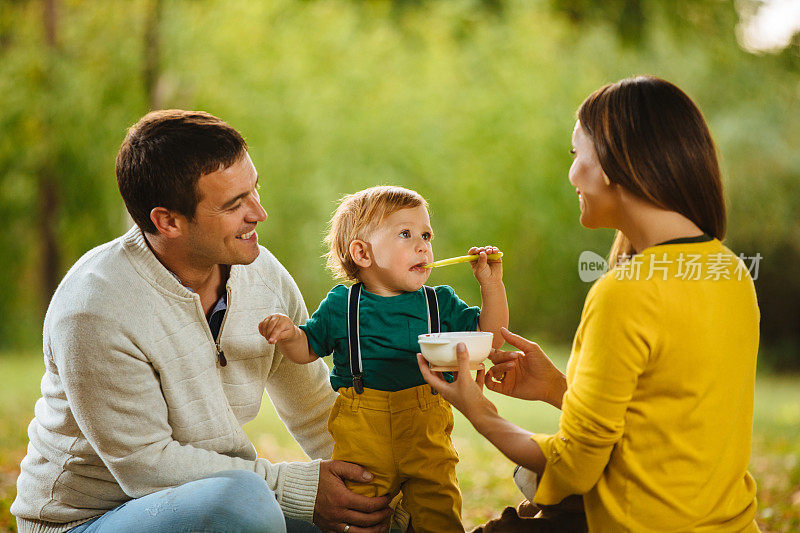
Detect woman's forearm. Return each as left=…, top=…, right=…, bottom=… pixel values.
left=466, top=401, right=548, bottom=475
left=547, top=373, right=568, bottom=409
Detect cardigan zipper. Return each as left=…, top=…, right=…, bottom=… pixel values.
left=215, top=284, right=233, bottom=367
left=216, top=342, right=227, bottom=367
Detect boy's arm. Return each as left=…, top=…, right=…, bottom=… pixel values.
left=470, top=246, right=509, bottom=348
left=259, top=313, right=319, bottom=364
left=478, top=281, right=509, bottom=348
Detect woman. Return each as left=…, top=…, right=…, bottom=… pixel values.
left=419, top=76, right=760, bottom=531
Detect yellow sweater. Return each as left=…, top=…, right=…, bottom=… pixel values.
left=532, top=238, right=760, bottom=532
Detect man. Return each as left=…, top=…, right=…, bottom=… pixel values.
left=12, top=110, right=392, bottom=533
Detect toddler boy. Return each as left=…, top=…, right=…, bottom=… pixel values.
left=259, top=186, right=508, bottom=532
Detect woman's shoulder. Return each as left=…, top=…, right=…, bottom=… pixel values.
left=585, top=266, right=662, bottom=315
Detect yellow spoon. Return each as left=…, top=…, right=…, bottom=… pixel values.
left=423, top=252, right=503, bottom=269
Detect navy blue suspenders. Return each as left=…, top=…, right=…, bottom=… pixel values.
left=347, top=283, right=365, bottom=394
left=424, top=285, right=440, bottom=336
left=347, top=283, right=440, bottom=394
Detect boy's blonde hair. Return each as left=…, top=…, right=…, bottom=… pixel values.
left=325, top=186, right=428, bottom=282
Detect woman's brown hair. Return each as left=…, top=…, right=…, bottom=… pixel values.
left=577, top=76, right=726, bottom=266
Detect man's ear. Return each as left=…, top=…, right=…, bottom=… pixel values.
left=150, top=207, right=186, bottom=238
left=349, top=240, right=372, bottom=268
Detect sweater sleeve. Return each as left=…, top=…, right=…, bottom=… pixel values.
left=50, top=308, right=321, bottom=517
left=263, top=271, right=337, bottom=518
left=531, top=275, right=660, bottom=504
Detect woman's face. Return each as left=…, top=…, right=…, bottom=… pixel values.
left=569, top=120, right=619, bottom=229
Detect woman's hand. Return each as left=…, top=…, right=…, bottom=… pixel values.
left=418, top=342, right=549, bottom=474
left=484, top=328, right=567, bottom=409
left=416, top=345, right=498, bottom=420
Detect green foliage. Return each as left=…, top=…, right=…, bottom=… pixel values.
left=0, top=0, right=798, bottom=367
left=0, top=1, right=145, bottom=345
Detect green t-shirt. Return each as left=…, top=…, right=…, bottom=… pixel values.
left=299, top=284, right=480, bottom=391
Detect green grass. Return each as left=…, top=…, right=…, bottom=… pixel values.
left=1, top=350, right=798, bottom=532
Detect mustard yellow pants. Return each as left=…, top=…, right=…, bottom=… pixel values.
left=328, top=384, right=463, bottom=533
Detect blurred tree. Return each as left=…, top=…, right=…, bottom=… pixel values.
left=0, top=0, right=797, bottom=369
left=39, top=0, right=61, bottom=314
left=0, top=0, right=146, bottom=348
left=143, top=0, right=163, bottom=110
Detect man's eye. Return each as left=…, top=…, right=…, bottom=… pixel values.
left=230, top=203, right=243, bottom=211
left=400, top=230, right=411, bottom=238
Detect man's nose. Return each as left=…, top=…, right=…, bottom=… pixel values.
left=246, top=193, right=268, bottom=222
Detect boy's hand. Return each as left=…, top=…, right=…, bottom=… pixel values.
left=469, top=245, right=503, bottom=286
left=258, top=313, right=300, bottom=344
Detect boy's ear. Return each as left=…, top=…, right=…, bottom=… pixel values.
left=150, top=207, right=187, bottom=238
left=349, top=240, right=372, bottom=268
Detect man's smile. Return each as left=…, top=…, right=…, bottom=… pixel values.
left=236, top=228, right=257, bottom=241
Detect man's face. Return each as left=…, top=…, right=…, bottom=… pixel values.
left=184, top=152, right=267, bottom=267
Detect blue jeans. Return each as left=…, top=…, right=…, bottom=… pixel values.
left=68, top=470, right=321, bottom=533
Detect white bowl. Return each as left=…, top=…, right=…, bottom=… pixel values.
left=418, top=331, right=493, bottom=371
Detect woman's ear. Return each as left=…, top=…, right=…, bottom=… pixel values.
left=349, top=240, right=372, bottom=268
left=150, top=207, right=186, bottom=238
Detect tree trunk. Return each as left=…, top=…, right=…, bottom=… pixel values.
left=143, top=0, right=162, bottom=110
left=39, top=0, right=60, bottom=312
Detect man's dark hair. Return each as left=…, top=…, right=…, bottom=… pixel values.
left=116, top=110, right=247, bottom=234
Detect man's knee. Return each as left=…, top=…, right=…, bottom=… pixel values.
left=203, top=470, right=286, bottom=532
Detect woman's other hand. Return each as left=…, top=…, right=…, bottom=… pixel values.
left=416, top=344, right=498, bottom=419
left=485, top=327, right=567, bottom=409
left=418, top=342, right=549, bottom=474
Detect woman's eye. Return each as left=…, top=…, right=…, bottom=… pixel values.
left=400, top=230, right=411, bottom=238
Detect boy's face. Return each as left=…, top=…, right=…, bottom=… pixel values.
left=361, top=205, right=434, bottom=296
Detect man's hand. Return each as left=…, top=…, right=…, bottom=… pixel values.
left=258, top=313, right=300, bottom=344
left=313, top=460, right=393, bottom=533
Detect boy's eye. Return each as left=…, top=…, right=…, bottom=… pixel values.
left=422, top=232, right=432, bottom=241
left=570, top=148, right=576, bottom=156
left=400, top=230, right=411, bottom=238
